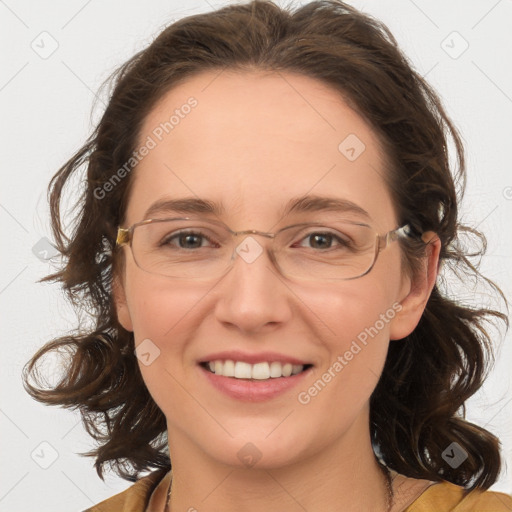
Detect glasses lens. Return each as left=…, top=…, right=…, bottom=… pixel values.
left=275, top=220, right=377, bottom=280
left=132, top=219, right=232, bottom=279
left=131, top=218, right=378, bottom=280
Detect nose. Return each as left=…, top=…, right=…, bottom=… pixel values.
left=212, top=235, right=293, bottom=334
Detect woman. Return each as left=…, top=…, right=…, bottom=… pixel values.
left=23, top=1, right=512, bottom=511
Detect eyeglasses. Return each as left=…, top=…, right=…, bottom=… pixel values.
left=116, top=216, right=416, bottom=281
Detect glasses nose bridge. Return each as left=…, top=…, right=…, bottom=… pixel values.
left=228, top=228, right=282, bottom=274
left=230, top=228, right=278, bottom=257
left=232, top=228, right=276, bottom=240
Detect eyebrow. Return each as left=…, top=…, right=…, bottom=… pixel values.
left=142, top=194, right=371, bottom=222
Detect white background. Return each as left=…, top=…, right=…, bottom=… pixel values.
left=1, top=0, right=511, bottom=510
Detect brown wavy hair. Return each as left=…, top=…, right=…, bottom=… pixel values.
left=23, top=0, right=508, bottom=490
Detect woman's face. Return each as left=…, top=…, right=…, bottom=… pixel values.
left=114, top=70, right=426, bottom=469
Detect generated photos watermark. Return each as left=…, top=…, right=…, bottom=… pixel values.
left=93, top=96, right=198, bottom=200
left=297, top=302, right=403, bottom=405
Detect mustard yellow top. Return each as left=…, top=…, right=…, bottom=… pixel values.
left=85, top=469, right=512, bottom=512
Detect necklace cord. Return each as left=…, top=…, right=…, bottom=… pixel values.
left=164, top=465, right=395, bottom=512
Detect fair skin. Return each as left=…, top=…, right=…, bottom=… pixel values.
left=114, top=70, right=441, bottom=512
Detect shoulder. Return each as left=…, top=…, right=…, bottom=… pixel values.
left=83, top=469, right=169, bottom=512
left=405, top=481, right=512, bottom=512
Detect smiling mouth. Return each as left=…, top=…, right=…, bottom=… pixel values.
left=199, top=360, right=314, bottom=380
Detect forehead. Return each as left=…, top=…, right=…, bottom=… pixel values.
left=125, top=70, right=396, bottom=229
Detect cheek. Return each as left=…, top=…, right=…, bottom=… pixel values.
left=125, top=269, right=205, bottom=338
left=124, top=273, right=209, bottom=410
left=304, top=273, right=399, bottom=341
left=301, top=277, right=399, bottom=391
left=123, top=272, right=201, bottom=365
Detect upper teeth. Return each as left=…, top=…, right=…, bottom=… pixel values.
left=207, top=360, right=305, bottom=379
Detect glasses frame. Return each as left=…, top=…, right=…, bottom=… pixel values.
left=116, top=216, right=416, bottom=281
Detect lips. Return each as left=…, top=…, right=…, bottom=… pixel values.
left=198, top=362, right=314, bottom=401
left=196, top=350, right=315, bottom=400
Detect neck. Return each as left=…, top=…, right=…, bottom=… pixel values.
left=165, top=415, right=393, bottom=512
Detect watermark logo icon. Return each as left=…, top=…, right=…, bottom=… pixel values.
left=135, top=338, right=161, bottom=366
left=442, top=442, right=468, bottom=468
left=441, top=31, right=469, bottom=60
left=32, top=237, right=60, bottom=261
left=31, top=441, right=59, bottom=469
left=237, top=442, right=262, bottom=468
left=338, top=134, right=366, bottom=161
left=236, top=236, right=264, bottom=264
left=31, top=31, right=59, bottom=60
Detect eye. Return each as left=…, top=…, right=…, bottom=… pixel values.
left=160, top=230, right=218, bottom=250
left=296, top=231, right=352, bottom=251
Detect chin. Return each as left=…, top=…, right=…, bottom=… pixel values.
left=200, top=431, right=312, bottom=470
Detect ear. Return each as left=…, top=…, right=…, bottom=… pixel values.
left=112, top=274, right=134, bottom=332
left=389, top=231, right=441, bottom=340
